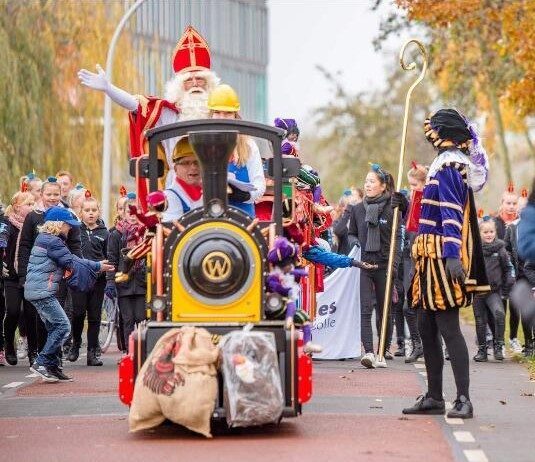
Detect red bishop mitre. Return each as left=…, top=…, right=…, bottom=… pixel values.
left=172, top=25, right=211, bottom=73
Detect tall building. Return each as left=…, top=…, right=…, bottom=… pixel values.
left=131, top=0, right=268, bottom=122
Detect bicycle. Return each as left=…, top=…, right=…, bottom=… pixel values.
left=99, top=295, right=126, bottom=353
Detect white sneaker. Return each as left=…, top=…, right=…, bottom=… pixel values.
left=16, top=337, right=28, bottom=360
left=361, top=352, right=376, bottom=369
left=509, top=338, right=523, bottom=354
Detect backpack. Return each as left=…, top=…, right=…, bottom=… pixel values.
left=65, top=255, right=98, bottom=293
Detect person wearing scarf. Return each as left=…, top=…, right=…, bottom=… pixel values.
left=494, top=184, right=519, bottom=240
left=162, top=137, right=203, bottom=222
left=2, top=192, right=37, bottom=366
left=107, top=197, right=148, bottom=350
left=348, top=164, right=401, bottom=370
left=403, top=108, right=490, bottom=420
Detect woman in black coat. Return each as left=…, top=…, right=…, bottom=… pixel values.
left=348, top=165, right=401, bottom=369
left=106, top=198, right=147, bottom=349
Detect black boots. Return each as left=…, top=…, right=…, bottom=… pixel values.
left=473, top=344, right=488, bottom=362
left=5, top=343, right=17, bottom=366
left=524, top=339, right=535, bottom=358
left=405, top=340, right=424, bottom=363
left=67, top=343, right=81, bottom=362
left=447, top=395, right=473, bottom=419
left=394, top=338, right=406, bottom=357
left=402, top=394, right=446, bottom=415
left=493, top=341, right=504, bottom=361
left=87, top=348, right=103, bottom=366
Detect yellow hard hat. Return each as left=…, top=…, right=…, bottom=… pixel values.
left=172, top=137, right=195, bottom=162
left=207, top=84, right=240, bottom=112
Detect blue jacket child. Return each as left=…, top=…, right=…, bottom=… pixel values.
left=25, top=206, right=106, bottom=382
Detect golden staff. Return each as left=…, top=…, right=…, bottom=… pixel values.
left=376, top=39, right=428, bottom=367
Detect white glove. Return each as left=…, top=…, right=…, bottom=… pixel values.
left=77, top=64, right=138, bottom=112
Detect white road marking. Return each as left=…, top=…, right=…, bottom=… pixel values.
left=414, top=363, right=425, bottom=369
left=3, top=382, right=25, bottom=388
left=463, top=449, right=489, bottom=462
left=26, top=373, right=39, bottom=378
left=419, top=371, right=427, bottom=376
left=444, top=416, right=464, bottom=425
left=454, top=431, right=475, bottom=443
left=417, top=357, right=425, bottom=362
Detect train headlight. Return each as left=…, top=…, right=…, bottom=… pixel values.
left=152, top=296, right=166, bottom=312
left=207, top=199, right=224, bottom=218
left=265, top=293, right=283, bottom=314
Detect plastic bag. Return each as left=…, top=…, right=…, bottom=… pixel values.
left=220, top=325, right=284, bottom=427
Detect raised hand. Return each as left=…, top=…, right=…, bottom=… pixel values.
left=78, top=64, right=109, bottom=92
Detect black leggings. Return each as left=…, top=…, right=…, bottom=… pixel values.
left=3, top=281, right=39, bottom=355
left=505, top=299, right=520, bottom=339
left=403, top=257, right=421, bottom=343
left=70, top=278, right=106, bottom=349
left=360, top=268, right=393, bottom=354
left=118, top=295, right=146, bottom=348
left=473, top=292, right=505, bottom=345
left=418, top=308, right=469, bottom=401
left=392, top=281, right=405, bottom=344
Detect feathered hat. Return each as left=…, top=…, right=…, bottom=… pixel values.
left=172, top=26, right=211, bottom=74
left=268, top=237, right=299, bottom=265
left=274, top=118, right=300, bottom=137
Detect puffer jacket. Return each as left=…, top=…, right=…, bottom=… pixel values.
left=480, top=239, right=514, bottom=296
left=24, top=233, right=100, bottom=301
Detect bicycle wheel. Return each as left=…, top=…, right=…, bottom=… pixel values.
left=99, top=296, right=118, bottom=353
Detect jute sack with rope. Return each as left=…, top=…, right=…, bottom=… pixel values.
left=129, top=326, right=219, bottom=437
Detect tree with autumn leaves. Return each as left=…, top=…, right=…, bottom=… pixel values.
left=0, top=1, right=137, bottom=206
left=390, top=0, right=535, bottom=183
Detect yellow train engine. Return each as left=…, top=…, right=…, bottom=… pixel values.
left=118, top=119, right=313, bottom=422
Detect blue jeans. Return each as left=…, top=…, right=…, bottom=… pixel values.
left=31, top=297, right=70, bottom=368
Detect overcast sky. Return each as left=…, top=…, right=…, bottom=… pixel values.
left=267, top=0, right=407, bottom=133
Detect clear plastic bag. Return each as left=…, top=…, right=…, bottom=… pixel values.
left=220, top=325, right=284, bottom=427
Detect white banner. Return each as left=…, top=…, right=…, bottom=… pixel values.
left=311, top=246, right=361, bottom=360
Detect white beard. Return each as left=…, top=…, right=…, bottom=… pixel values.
left=179, top=90, right=210, bottom=120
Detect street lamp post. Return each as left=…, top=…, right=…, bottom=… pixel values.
left=101, top=0, right=148, bottom=224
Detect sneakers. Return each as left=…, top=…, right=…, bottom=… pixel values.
left=48, top=366, right=73, bottom=382
left=361, top=352, right=376, bottom=369
left=0, top=350, right=5, bottom=366
left=402, top=394, right=446, bottom=415
left=30, top=364, right=59, bottom=383
left=16, top=337, right=28, bottom=359
left=447, top=395, right=473, bottom=419
left=384, top=349, right=394, bottom=360
left=509, top=338, right=523, bottom=354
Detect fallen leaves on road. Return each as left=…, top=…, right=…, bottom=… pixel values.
left=499, top=399, right=507, bottom=405
left=520, top=391, right=534, bottom=397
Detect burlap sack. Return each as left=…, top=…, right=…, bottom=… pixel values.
left=129, top=326, right=219, bottom=437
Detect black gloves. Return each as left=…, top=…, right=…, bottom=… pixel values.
left=228, top=184, right=251, bottom=203
left=445, top=258, right=465, bottom=283
left=391, top=191, right=408, bottom=213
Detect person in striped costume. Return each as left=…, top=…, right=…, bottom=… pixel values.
left=403, top=108, right=490, bottom=420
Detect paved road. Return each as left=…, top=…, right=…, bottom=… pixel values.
left=0, top=326, right=534, bottom=462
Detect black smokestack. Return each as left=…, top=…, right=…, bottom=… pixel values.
left=188, top=130, right=238, bottom=210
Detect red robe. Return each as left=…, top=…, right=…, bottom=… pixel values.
left=129, top=96, right=179, bottom=211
